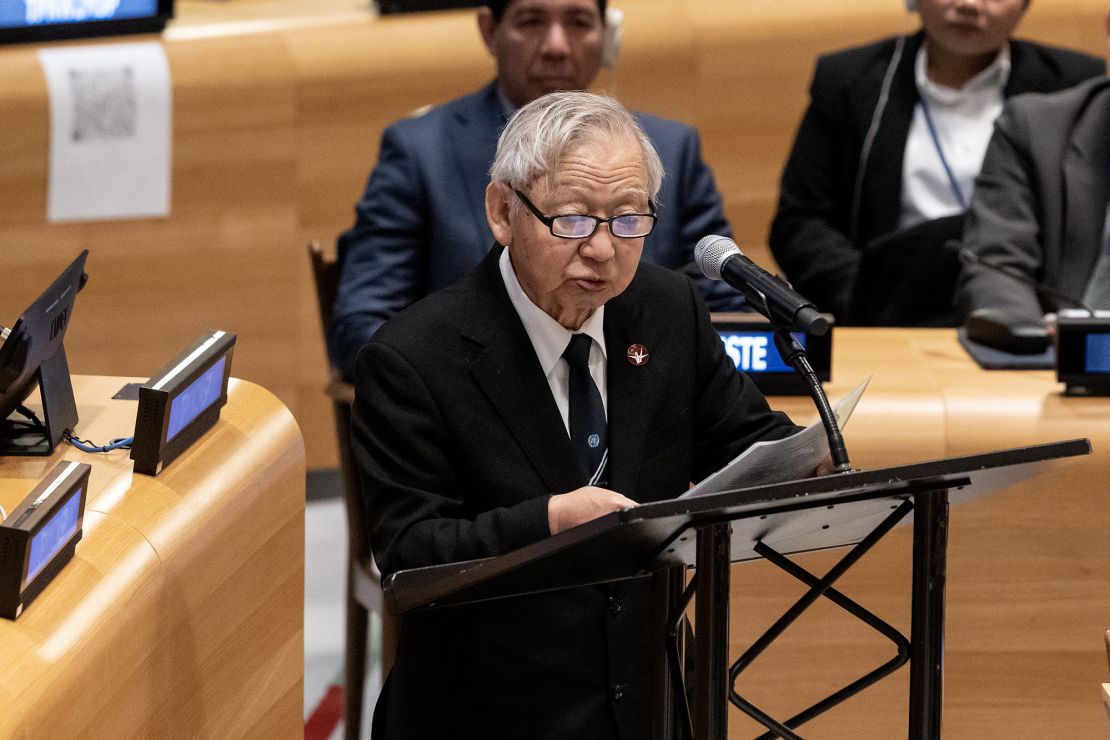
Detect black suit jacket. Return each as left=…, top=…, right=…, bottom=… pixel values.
left=351, top=247, right=798, bottom=739
left=769, top=33, right=1104, bottom=321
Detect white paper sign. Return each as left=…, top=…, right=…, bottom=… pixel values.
left=39, top=41, right=172, bottom=222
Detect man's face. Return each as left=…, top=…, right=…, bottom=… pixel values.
left=479, top=0, right=605, bottom=108
left=486, top=136, right=649, bottom=329
left=918, top=0, right=1027, bottom=60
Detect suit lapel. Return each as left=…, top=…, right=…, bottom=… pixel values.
left=602, top=282, right=654, bottom=497
left=465, top=251, right=584, bottom=495
left=856, top=33, right=921, bottom=240
left=1004, top=41, right=1057, bottom=98
left=448, top=83, right=506, bottom=259
left=1061, top=87, right=1110, bottom=297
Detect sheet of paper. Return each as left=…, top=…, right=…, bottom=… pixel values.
left=39, top=41, right=172, bottom=223
left=680, top=376, right=871, bottom=499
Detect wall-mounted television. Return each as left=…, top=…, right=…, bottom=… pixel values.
left=0, top=0, right=173, bottom=45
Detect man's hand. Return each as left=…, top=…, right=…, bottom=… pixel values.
left=812, top=452, right=836, bottom=476
left=547, top=486, right=638, bottom=535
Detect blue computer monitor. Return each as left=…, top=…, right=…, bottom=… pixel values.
left=0, top=250, right=87, bottom=455
left=0, top=1, right=173, bottom=45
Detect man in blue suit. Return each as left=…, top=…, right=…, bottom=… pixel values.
left=328, top=0, right=740, bottom=379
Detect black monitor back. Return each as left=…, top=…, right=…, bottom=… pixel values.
left=0, top=251, right=88, bottom=453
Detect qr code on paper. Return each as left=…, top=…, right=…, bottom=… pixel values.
left=68, top=65, right=137, bottom=142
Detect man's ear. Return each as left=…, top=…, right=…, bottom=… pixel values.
left=486, top=182, right=514, bottom=246
left=477, top=7, right=498, bottom=55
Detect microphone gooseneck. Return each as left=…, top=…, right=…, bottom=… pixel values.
left=695, top=234, right=850, bottom=473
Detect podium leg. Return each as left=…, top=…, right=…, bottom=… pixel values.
left=909, top=490, right=949, bottom=739
left=650, top=564, right=686, bottom=740
left=693, top=523, right=730, bottom=740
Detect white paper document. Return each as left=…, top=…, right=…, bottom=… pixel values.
left=39, top=42, right=172, bottom=223
left=680, top=377, right=871, bottom=499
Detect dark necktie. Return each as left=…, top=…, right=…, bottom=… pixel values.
left=563, top=334, right=608, bottom=487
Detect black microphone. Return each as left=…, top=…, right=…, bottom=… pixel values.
left=948, top=241, right=1090, bottom=354
left=694, top=235, right=828, bottom=335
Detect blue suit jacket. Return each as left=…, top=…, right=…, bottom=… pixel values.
left=329, top=82, right=739, bottom=378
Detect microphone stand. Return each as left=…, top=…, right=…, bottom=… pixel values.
left=704, top=243, right=852, bottom=473
left=772, top=328, right=852, bottom=473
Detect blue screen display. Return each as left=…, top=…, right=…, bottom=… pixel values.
left=165, top=355, right=226, bottom=442
left=0, top=1, right=158, bottom=28
left=1084, top=332, right=1110, bottom=373
left=24, top=490, right=81, bottom=587
left=718, top=330, right=806, bottom=374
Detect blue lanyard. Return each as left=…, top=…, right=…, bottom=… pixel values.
left=919, top=97, right=967, bottom=210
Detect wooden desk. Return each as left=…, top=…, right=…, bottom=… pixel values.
left=0, top=375, right=304, bottom=737
left=728, top=329, right=1110, bottom=738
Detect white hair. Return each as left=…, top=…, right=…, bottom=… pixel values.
left=489, top=91, right=664, bottom=203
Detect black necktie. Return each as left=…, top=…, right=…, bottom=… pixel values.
left=563, top=334, right=608, bottom=487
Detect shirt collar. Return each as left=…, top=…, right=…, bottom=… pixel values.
left=915, top=42, right=1011, bottom=105
left=494, top=84, right=519, bottom=123
left=498, top=248, right=607, bottom=377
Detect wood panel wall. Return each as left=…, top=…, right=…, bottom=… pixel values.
left=0, top=0, right=1105, bottom=468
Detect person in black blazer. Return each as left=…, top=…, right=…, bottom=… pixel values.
left=328, top=0, right=740, bottom=380
left=769, top=0, right=1103, bottom=324
left=351, top=91, right=801, bottom=739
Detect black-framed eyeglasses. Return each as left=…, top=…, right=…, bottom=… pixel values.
left=514, top=189, right=657, bottom=240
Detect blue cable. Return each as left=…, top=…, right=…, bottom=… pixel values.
left=65, top=432, right=134, bottom=453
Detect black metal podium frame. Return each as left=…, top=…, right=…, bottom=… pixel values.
left=383, top=439, right=1090, bottom=739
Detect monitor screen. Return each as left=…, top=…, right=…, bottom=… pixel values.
left=165, top=354, right=227, bottom=442
left=23, top=488, right=82, bottom=588
left=710, top=314, right=833, bottom=396
left=1084, top=332, right=1110, bottom=374
left=0, top=0, right=172, bottom=44
left=719, top=330, right=805, bottom=375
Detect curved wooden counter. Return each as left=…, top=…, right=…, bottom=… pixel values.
left=0, top=376, right=304, bottom=737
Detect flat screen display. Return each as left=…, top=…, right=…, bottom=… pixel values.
left=165, top=355, right=226, bottom=442
left=23, top=489, right=81, bottom=588
left=718, top=330, right=805, bottom=374
left=1084, top=332, right=1110, bottom=373
left=1, top=1, right=159, bottom=28
left=0, top=0, right=172, bottom=44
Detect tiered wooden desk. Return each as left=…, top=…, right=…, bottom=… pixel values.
left=732, top=329, right=1110, bottom=737
left=0, top=376, right=304, bottom=737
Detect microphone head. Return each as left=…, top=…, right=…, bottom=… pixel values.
left=694, top=235, right=740, bottom=281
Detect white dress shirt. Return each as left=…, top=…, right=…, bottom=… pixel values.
left=899, top=44, right=1010, bottom=229
left=499, top=248, right=608, bottom=435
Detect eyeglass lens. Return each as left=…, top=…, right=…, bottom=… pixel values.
left=552, top=214, right=654, bottom=239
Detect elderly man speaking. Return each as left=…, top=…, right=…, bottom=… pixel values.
left=352, top=91, right=800, bottom=739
